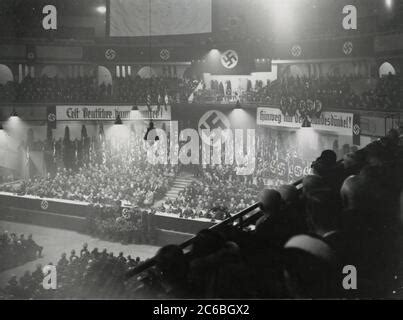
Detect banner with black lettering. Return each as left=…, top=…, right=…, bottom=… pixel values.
left=257, top=107, right=354, bottom=136
left=56, top=105, right=171, bottom=121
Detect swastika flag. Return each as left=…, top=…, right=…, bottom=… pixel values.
left=204, top=48, right=253, bottom=75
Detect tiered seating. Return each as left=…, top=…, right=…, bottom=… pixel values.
left=126, top=130, right=403, bottom=299
left=0, top=75, right=198, bottom=104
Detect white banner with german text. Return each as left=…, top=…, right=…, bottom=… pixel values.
left=257, top=107, right=353, bottom=136
left=56, top=105, right=171, bottom=121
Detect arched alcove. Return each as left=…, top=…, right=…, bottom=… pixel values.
left=97, top=66, right=112, bottom=86
left=40, top=65, right=67, bottom=78
left=379, top=62, right=396, bottom=77
left=137, top=66, right=157, bottom=79
left=0, top=64, right=14, bottom=84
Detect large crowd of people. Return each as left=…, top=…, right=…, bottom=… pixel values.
left=158, top=165, right=263, bottom=220
left=0, top=243, right=146, bottom=299
left=0, top=231, right=43, bottom=272
left=193, top=73, right=402, bottom=111
left=3, top=126, right=402, bottom=299
left=85, top=205, right=157, bottom=245
left=1, top=130, right=402, bottom=299
left=0, top=72, right=400, bottom=111
left=0, top=75, right=198, bottom=104
left=0, top=126, right=356, bottom=225
left=1, top=132, right=174, bottom=207
left=135, top=129, right=403, bottom=299
left=0, top=131, right=172, bottom=245
left=265, top=73, right=402, bottom=111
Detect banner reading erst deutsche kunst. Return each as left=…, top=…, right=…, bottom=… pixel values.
left=56, top=105, right=171, bottom=121
left=256, top=107, right=354, bottom=136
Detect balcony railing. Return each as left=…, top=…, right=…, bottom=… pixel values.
left=125, top=177, right=305, bottom=280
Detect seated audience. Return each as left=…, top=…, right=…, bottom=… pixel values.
left=0, top=231, right=43, bottom=271
left=0, top=75, right=198, bottom=104
left=1, top=244, right=145, bottom=299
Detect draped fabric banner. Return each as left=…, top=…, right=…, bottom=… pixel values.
left=353, top=114, right=361, bottom=146
left=47, top=106, right=57, bottom=129
left=204, top=48, right=255, bottom=75
left=110, top=0, right=212, bottom=37
left=56, top=105, right=171, bottom=121
left=257, top=107, right=354, bottom=136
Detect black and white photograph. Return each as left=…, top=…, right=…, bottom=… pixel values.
left=0, top=0, right=402, bottom=305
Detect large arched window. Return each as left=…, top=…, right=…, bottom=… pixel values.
left=97, top=66, right=112, bottom=86
left=0, top=64, right=14, bottom=84
left=379, top=62, right=396, bottom=77
left=137, top=66, right=157, bottom=79
left=40, top=65, right=67, bottom=78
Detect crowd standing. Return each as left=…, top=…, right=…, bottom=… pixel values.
left=0, top=231, right=43, bottom=271
left=0, top=73, right=400, bottom=111
left=194, top=73, right=401, bottom=111
left=0, top=75, right=198, bottom=104
left=134, top=130, right=403, bottom=299
left=0, top=243, right=146, bottom=299
left=1, top=131, right=402, bottom=298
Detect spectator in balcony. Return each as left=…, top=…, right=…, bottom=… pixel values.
left=305, top=189, right=345, bottom=255
left=154, top=245, right=189, bottom=298
left=311, top=150, right=345, bottom=193
left=255, top=189, right=295, bottom=248
left=283, top=235, right=341, bottom=298
left=278, top=184, right=307, bottom=234
left=302, top=175, right=327, bottom=198
left=340, top=172, right=399, bottom=298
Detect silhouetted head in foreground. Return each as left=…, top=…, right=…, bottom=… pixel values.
left=260, top=189, right=282, bottom=217
left=283, top=235, right=340, bottom=298
left=155, top=245, right=189, bottom=288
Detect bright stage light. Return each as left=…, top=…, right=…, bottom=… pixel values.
left=10, top=108, right=19, bottom=119
left=229, top=108, right=255, bottom=129
left=0, top=128, right=7, bottom=145
left=296, top=125, right=319, bottom=159
left=385, top=0, right=393, bottom=9
left=209, top=49, right=220, bottom=56
left=265, top=0, right=297, bottom=38
left=96, top=6, right=106, bottom=14
left=106, top=123, right=131, bottom=143
left=4, top=116, right=26, bottom=139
